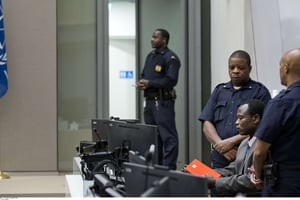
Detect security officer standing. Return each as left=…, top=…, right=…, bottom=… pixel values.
left=137, top=28, right=181, bottom=170
left=250, top=48, right=300, bottom=197
left=198, top=50, right=271, bottom=169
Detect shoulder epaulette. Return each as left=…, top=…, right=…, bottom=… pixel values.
left=216, top=82, right=228, bottom=87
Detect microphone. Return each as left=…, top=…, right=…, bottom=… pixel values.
left=145, top=144, right=155, bottom=164
left=144, top=144, right=155, bottom=191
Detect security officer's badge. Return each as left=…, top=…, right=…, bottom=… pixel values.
left=155, top=65, right=162, bottom=72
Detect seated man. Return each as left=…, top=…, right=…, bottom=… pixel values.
left=205, top=99, right=265, bottom=196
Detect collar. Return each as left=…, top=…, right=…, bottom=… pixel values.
left=277, top=80, right=300, bottom=98
left=287, top=80, right=300, bottom=91
left=152, top=47, right=168, bottom=55
left=248, top=136, right=257, bottom=147
left=223, top=79, right=254, bottom=90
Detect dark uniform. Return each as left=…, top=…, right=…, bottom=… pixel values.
left=141, top=47, right=180, bottom=170
left=255, top=81, right=300, bottom=197
left=198, top=80, right=271, bottom=168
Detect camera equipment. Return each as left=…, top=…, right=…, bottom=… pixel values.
left=76, top=140, right=108, bottom=155
left=79, top=118, right=160, bottom=197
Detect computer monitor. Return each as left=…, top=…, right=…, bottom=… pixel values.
left=106, top=120, right=159, bottom=164
left=91, top=119, right=111, bottom=142
left=123, top=162, right=208, bottom=197
left=140, top=176, right=170, bottom=197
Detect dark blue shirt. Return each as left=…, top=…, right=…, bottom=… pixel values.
left=199, top=79, right=271, bottom=139
left=255, top=81, right=300, bottom=165
left=141, top=47, right=181, bottom=96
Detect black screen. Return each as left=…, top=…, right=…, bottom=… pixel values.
left=123, top=162, right=208, bottom=197
left=91, top=119, right=111, bottom=142
left=141, top=176, right=170, bottom=197
left=106, top=120, right=158, bottom=163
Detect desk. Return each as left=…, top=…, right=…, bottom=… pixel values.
left=65, top=157, right=94, bottom=197
left=65, top=174, right=83, bottom=197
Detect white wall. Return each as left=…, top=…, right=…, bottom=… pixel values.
left=251, top=0, right=283, bottom=95
left=251, top=0, right=300, bottom=96
left=279, top=0, right=300, bottom=51
left=212, top=0, right=300, bottom=95
left=109, top=1, right=136, bottom=119
left=211, top=0, right=257, bottom=90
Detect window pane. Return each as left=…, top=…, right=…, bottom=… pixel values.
left=57, top=0, right=97, bottom=171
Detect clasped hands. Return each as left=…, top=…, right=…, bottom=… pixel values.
left=247, top=168, right=263, bottom=190
left=137, top=79, right=149, bottom=90
left=214, top=139, right=238, bottom=161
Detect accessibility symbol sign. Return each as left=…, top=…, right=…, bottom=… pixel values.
left=119, top=70, right=134, bottom=79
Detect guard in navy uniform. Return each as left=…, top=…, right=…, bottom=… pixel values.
left=250, top=48, right=300, bottom=197
left=137, top=28, right=181, bottom=170
left=198, top=50, right=271, bottom=169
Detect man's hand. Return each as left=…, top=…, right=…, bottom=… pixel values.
left=205, top=174, right=216, bottom=188
left=214, top=138, right=235, bottom=154
left=137, top=79, right=149, bottom=90
left=222, top=147, right=238, bottom=161
left=247, top=167, right=263, bottom=190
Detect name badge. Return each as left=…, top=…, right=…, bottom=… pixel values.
left=155, top=65, right=162, bottom=72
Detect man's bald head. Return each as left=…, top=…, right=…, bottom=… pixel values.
left=280, top=48, right=300, bottom=87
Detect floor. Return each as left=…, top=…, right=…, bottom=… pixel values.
left=0, top=172, right=70, bottom=197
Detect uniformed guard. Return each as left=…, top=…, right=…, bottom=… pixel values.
left=198, top=50, right=271, bottom=169
left=251, top=48, right=300, bottom=197
left=137, top=28, right=181, bottom=170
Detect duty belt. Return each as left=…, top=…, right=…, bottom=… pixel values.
left=145, top=89, right=176, bottom=101
left=145, top=95, right=173, bottom=101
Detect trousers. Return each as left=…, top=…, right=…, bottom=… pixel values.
left=144, top=99, right=178, bottom=170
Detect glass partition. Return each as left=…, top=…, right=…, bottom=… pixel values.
left=57, top=0, right=136, bottom=171
left=57, top=0, right=97, bottom=171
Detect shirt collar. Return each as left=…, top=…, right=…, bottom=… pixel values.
left=248, top=136, right=257, bottom=147
left=152, top=47, right=168, bottom=55
left=224, top=79, right=253, bottom=90
left=277, top=80, right=300, bottom=97
left=287, top=80, right=300, bottom=91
